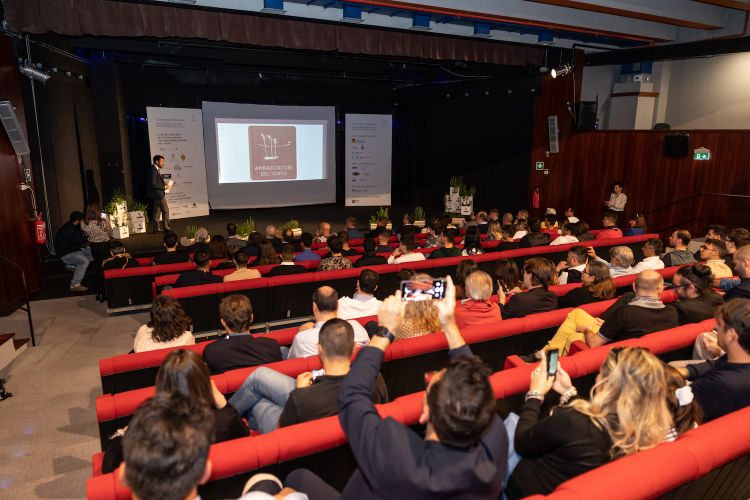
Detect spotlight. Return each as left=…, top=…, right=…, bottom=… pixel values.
left=551, top=64, right=572, bottom=79
left=19, top=61, right=50, bottom=83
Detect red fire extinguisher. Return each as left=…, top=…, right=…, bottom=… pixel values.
left=34, top=212, right=47, bottom=245
left=532, top=188, right=540, bottom=209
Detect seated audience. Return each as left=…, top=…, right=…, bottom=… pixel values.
left=724, top=245, right=750, bottom=301
left=476, top=210, right=489, bottom=234
left=315, top=221, right=332, bottom=243
left=704, top=224, right=728, bottom=242
left=353, top=238, right=388, bottom=268
left=516, top=208, right=530, bottom=222
left=174, top=252, right=222, bottom=288
left=288, top=287, right=370, bottom=358
left=623, top=212, right=648, bottom=236
left=265, top=224, right=283, bottom=252
left=337, top=269, right=382, bottom=320
left=295, top=232, right=321, bottom=262
left=577, top=221, right=596, bottom=242
left=183, top=227, right=209, bottom=254
left=632, top=238, right=665, bottom=273
left=489, top=208, right=500, bottom=222
left=590, top=245, right=635, bottom=277
left=549, top=222, right=579, bottom=246
left=461, top=227, right=485, bottom=256
left=281, top=227, right=300, bottom=251
left=134, top=296, right=195, bottom=352
left=662, top=230, right=696, bottom=267
left=203, top=295, right=282, bottom=374
left=505, top=347, right=672, bottom=498
left=455, top=270, right=501, bottom=330
left=397, top=212, right=415, bottom=235
left=225, top=222, right=247, bottom=253
left=699, top=239, right=732, bottom=279
left=387, top=237, right=425, bottom=264
left=56, top=210, right=94, bottom=292
left=224, top=250, right=262, bottom=282
left=500, top=258, right=558, bottom=319
left=429, top=228, right=461, bottom=259
left=491, top=224, right=522, bottom=252
left=317, top=235, right=353, bottom=271
left=396, top=274, right=441, bottom=339
left=557, top=260, right=616, bottom=309
left=672, top=264, right=723, bottom=325
left=502, top=212, right=514, bottom=225
left=664, top=365, right=703, bottom=439
left=556, top=245, right=588, bottom=285
left=266, top=245, right=307, bottom=276
left=345, top=216, right=365, bottom=240
left=255, top=240, right=282, bottom=266
left=288, top=277, right=509, bottom=498
left=422, top=220, right=442, bottom=248
left=324, top=231, right=360, bottom=257
left=494, top=259, right=521, bottom=295
left=564, top=207, right=579, bottom=223
left=541, top=209, right=558, bottom=230
left=375, top=230, right=393, bottom=254
left=595, top=212, right=623, bottom=240
left=228, top=319, right=387, bottom=434
left=454, top=259, right=479, bottom=300
left=486, top=220, right=503, bottom=241
left=152, top=231, right=190, bottom=265
left=542, top=270, right=678, bottom=355
left=512, top=219, right=529, bottom=240
left=102, top=240, right=140, bottom=270
left=677, top=299, right=750, bottom=421
left=366, top=216, right=390, bottom=239
left=244, top=232, right=263, bottom=257
left=208, top=235, right=235, bottom=270
left=723, top=227, right=750, bottom=273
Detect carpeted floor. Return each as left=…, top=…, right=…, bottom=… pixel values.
left=0, top=296, right=147, bottom=499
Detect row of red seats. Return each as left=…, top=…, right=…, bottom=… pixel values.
left=86, top=317, right=714, bottom=499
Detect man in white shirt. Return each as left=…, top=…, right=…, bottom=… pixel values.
left=387, top=238, right=426, bottom=264
left=288, top=286, right=369, bottom=358
left=633, top=238, right=666, bottom=273
left=556, top=246, right=588, bottom=284
left=338, top=269, right=382, bottom=320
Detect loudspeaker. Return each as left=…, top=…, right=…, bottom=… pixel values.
left=664, top=133, right=690, bottom=157
left=575, top=101, right=598, bottom=130
left=0, top=100, right=30, bottom=156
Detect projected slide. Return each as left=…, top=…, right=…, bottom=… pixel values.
left=216, top=120, right=327, bottom=183
left=202, top=102, right=336, bottom=209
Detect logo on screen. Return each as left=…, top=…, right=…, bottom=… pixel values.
left=249, top=126, right=297, bottom=180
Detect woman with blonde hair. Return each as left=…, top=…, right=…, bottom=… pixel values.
left=487, top=220, right=503, bottom=241
left=395, top=273, right=441, bottom=339
left=505, top=347, right=671, bottom=498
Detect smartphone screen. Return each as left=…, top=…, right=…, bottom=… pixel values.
left=401, top=278, right=447, bottom=301
left=100, top=212, right=106, bottom=219
left=546, top=349, right=559, bottom=378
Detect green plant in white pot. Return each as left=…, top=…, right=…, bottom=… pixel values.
left=413, top=206, right=426, bottom=228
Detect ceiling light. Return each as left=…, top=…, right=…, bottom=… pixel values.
left=551, top=64, right=572, bottom=79
left=19, top=62, right=50, bottom=83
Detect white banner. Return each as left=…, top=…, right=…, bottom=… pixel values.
left=345, top=114, right=392, bottom=206
left=146, top=107, right=210, bottom=219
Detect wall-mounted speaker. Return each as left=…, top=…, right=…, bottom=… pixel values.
left=0, top=101, right=30, bottom=156
left=547, top=115, right=559, bottom=153
left=664, top=132, right=690, bottom=157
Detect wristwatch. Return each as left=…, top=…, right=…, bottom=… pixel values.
left=374, top=326, right=396, bottom=343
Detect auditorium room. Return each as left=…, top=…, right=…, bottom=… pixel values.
left=1, top=0, right=750, bottom=498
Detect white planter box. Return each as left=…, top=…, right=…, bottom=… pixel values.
left=449, top=187, right=460, bottom=198
left=113, top=225, right=130, bottom=239
left=451, top=217, right=466, bottom=227
left=460, top=195, right=473, bottom=216
left=369, top=223, right=393, bottom=231
left=127, top=211, right=147, bottom=234
left=291, top=228, right=302, bottom=237
left=414, top=220, right=426, bottom=228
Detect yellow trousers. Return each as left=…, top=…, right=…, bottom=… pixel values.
left=545, top=309, right=602, bottom=355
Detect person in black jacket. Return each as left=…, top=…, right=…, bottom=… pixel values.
left=672, top=264, right=723, bottom=325
left=101, top=241, right=140, bottom=271
left=501, top=258, right=558, bottom=319
left=228, top=318, right=387, bottom=434
left=152, top=231, right=190, bottom=265
left=520, top=218, right=551, bottom=248
left=56, top=211, right=94, bottom=292
left=266, top=245, right=308, bottom=277
left=558, top=260, right=616, bottom=309
left=353, top=238, right=388, bottom=268
left=174, top=252, right=222, bottom=288
left=203, top=294, right=282, bottom=375
left=147, top=155, right=171, bottom=233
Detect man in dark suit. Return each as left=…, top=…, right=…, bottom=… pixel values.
left=174, top=252, right=222, bottom=288
left=203, top=294, right=282, bottom=375
left=147, top=155, right=171, bottom=233
left=267, top=245, right=307, bottom=277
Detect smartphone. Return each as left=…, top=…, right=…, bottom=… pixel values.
left=400, top=278, right=447, bottom=301
left=311, top=369, right=325, bottom=380
left=546, top=349, right=559, bottom=378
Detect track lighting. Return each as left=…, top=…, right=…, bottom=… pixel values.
left=551, top=64, right=573, bottom=79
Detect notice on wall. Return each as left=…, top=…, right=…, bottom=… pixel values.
left=345, top=114, right=392, bottom=206
left=146, top=107, right=210, bottom=219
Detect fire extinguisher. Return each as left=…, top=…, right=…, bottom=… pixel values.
left=532, top=188, right=540, bottom=209
left=34, top=212, right=47, bottom=245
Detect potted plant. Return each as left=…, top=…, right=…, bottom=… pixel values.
left=369, top=207, right=391, bottom=230
left=413, top=206, right=426, bottom=228
left=183, top=225, right=197, bottom=246
left=126, top=198, right=148, bottom=234
left=283, top=220, right=302, bottom=237
left=236, top=218, right=254, bottom=240
left=459, top=185, right=476, bottom=217
left=112, top=216, right=129, bottom=239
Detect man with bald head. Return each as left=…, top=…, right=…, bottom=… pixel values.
left=723, top=245, right=750, bottom=301
left=288, top=286, right=370, bottom=358
left=265, top=224, right=282, bottom=252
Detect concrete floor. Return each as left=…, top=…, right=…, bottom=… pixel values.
left=0, top=296, right=148, bottom=499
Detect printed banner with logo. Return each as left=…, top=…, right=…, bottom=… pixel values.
left=345, top=114, right=392, bottom=206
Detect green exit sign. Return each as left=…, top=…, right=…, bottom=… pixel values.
left=535, top=161, right=545, bottom=170
left=694, top=148, right=710, bottom=161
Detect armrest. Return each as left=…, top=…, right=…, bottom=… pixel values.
left=568, top=340, right=589, bottom=355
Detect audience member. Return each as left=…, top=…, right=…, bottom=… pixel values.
left=502, top=212, right=514, bottom=225
left=133, top=296, right=195, bottom=352
left=229, top=319, right=387, bottom=434
left=183, top=227, right=209, bottom=254
left=422, top=220, right=442, bottom=248
left=488, top=208, right=500, bottom=222
left=295, top=233, right=321, bottom=262
left=366, top=216, right=390, bottom=239
left=671, top=264, right=723, bottom=325
left=387, top=237, right=425, bottom=264
left=549, top=222, right=579, bottom=246
left=492, top=224, right=521, bottom=252
left=487, top=220, right=503, bottom=241
left=662, top=230, right=696, bottom=267
left=623, top=213, right=648, bottom=236
left=512, top=219, right=529, bottom=240
left=281, top=227, right=300, bottom=251
left=353, top=238, right=388, bottom=268
left=494, top=259, right=521, bottom=295
left=82, top=204, right=113, bottom=301
left=516, top=209, right=530, bottom=222
left=556, top=245, right=589, bottom=285
left=203, top=295, right=282, bottom=374
left=590, top=245, right=635, bottom=277
left=325, top=231, right=359, bottom=257
left=455, top=270, right=501, bottom=330
left=225, top=222, right=248, bottom=253
left=677, top=299, right=750, bottom=421
left=337, top=270, right=382, bottom=320
left=698, top=239, right=732, bottom=279
left=541, top=209, right=558, bottom=231
left=224, top=250, right=262, bottom=282
left=345, top=216, right=365, bottom=240
left=375, top=230, right=393, bottom=254
left=476, top=211, right=489, bottom=234
left=704, top=224, right=728, bottom=242
left=315, top=221, right=332, bottom=243
left=723, top=228, right=750, bottom=273
left=174, top=252, right=222, bottom=288
left=396, top=274, right=441, bottom=339
left=56, top=210, right=94, bottom=292
left=265, top=224, right=283, bottom=252
left=266, top=245, right=307, bottom=276
left=724, top=245, right=750, bottom=301
left=317, top=235, right=353, bottom=271
left=500, top=258, right=558, bottom=319
left=429, top=228, right=461, bottom=259
left=208, top=235, right=235, bottom=270
left=564, top=207, right=579, bottom=223
left=577, top=221, right=596, bottom=242
left=454, top=259, right=478, bottom=300
left=633, top=238, right=665, bottom=272
left=153, top=231, right=190, bottom=265
left=102, top=240, right=140, bottom=270
left=244, top=232, right=263, bottom=257
left=288, top=287, right=369, bottom=358
left=557, top=260, right=616, bottom=309
left=664, top=365, right=702, bottom=439
left=603, top=181, right=627, bottom=221
left=505, top=347, right=671, bottom=498
left=397, top=213, right=415, bottom=236
left=256, top=240, right=282, bottom=266
left=461, top=227, right=485, bottom=256
left=596, top=212, right=623, bottom=240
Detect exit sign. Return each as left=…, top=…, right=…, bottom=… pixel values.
left=535, top=161, right=545, bottom=170
left=694, top=148, right=710, bottom=161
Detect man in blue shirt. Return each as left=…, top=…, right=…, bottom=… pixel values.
left=294, top=232, right=321, bottom=263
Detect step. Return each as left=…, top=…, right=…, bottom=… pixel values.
left=13, top=338, right=29, bottom=350
left=0, top=333, right=28, bottom=372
